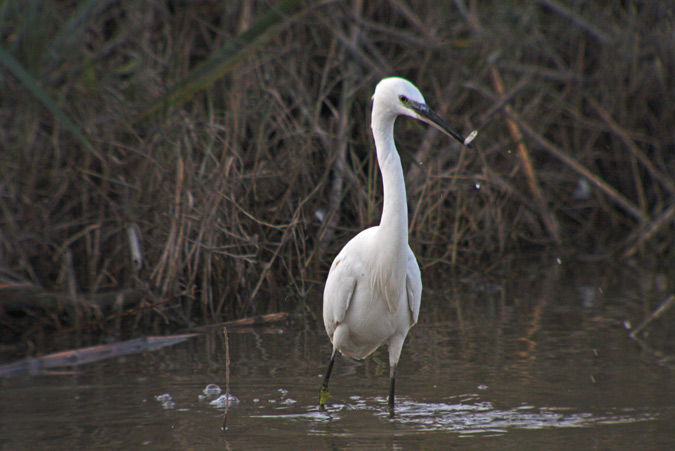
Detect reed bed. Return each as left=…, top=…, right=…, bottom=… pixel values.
left=0, top=0, right=673, bottom=344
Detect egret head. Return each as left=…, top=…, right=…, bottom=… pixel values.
left=372, top=77, right=474, bottom=147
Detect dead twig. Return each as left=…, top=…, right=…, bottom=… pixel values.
left=587, top=96, right=675, bottom=196
left=622, top=203, right=675, bottom=258
left=222, top=327, right=231, bottom=431
left=630, top=294, right=675, bottom=339
left=537, top=0, right=612, bottom=44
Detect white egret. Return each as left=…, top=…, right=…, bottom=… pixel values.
left=320, top=77, right=474, bottom=409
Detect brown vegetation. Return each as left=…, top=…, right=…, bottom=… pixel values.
left=0, top=1, right=673, bottom=345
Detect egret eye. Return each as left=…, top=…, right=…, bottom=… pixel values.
left=399, top=95, right=409, bottom=104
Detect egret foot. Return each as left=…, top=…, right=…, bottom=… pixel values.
left=319, top=349, right=336, bottom=407
left=319, top=384, right=330, bottom=408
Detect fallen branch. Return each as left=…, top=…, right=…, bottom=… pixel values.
left=0, top=334, right=197, bottom=377
left=191, top=312, right=298, bottom=332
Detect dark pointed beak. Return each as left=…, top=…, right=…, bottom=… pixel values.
left=411, top=102, right=476, bottom=147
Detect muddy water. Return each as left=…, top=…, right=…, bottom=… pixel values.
left=1, top=257, right=674, bottom=450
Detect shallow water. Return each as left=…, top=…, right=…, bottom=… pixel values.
left=1, top=257, right=674, bottom=450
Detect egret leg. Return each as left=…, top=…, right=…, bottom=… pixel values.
left=387, top=334, right=406, bottom=411
left=388, top=364, right=397, bottom=409
left=319, top=349, right=337, bottom=407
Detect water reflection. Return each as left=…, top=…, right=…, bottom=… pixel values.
left=252, top=396, right=657, bottom=437
left=0, top=258, right=673, bottom=449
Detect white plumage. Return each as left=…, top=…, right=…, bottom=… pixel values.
left=319, top=77, right=473, bottom=410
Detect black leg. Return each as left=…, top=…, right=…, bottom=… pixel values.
left=319, top=349, right=336, bottom=407
left=388, top=364, right=397, bottom=410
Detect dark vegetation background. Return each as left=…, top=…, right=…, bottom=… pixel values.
left=0, top=1, right=673, bottom=351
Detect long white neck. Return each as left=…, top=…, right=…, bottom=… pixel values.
left=371, top=107, right=408, bottom=248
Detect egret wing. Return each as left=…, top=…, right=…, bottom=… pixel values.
left=323, top=253, right=358, bottom=337
left=405, top=248, right=422, bottom=325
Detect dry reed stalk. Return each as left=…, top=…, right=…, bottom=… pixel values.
left=623, top=203, right=675, bottom=258
left=320, top=0, right=364, bottom=252
left=502, top=106, right=647, bottom=223
left=151, top=156, right=185, bottom=296
left=222, top=326, right=230, bottom=431
left=459, top=0, right=562, bottom=245
left=537, top=0, right=611, bottom=44
left=243, top=181, right=322, bottom=314
left=489, top=67, right=561, bottom=245
left=320, top=65, right=354, bottom=250
left=587, top=96, right=675, bottom=196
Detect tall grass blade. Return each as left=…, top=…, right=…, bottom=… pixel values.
left=134, top=0, right=306, bottom=122
left=46, top=0, right=116, bottom=66
left=0, top=46, right=101, bottom=160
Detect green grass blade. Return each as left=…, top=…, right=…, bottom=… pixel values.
left=134, top=0, right=306, bottom=123
left=46, top=0, right=116, bottom=66
left=0, top=46, right=101, bottom=160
